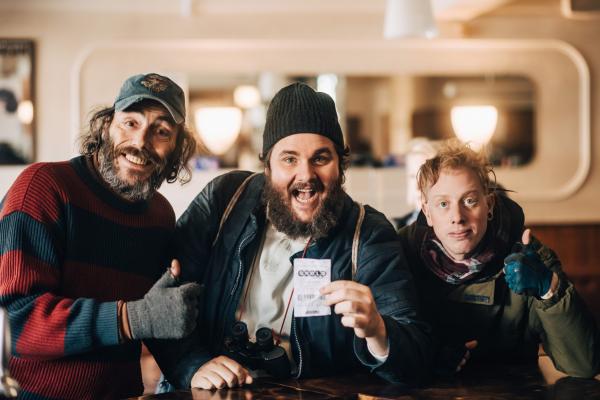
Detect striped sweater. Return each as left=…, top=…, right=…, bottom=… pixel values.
left=0, top=156, right=175, bottom=399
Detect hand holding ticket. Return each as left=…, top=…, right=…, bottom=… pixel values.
left=293, top=258, right=331, bottom=317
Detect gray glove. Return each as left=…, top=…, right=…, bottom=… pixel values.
left=126, top=271, right=202, bottom=340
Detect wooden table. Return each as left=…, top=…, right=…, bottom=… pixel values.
left=130, top=362, right=600, bottom=400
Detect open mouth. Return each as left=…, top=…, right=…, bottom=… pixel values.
left=292, top=188, right=317, bottom=204
left=123, top=153, right=150, bottom=167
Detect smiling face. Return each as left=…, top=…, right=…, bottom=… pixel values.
left=264, top=133, right=344, bottom=239
left=97, top=102, right=178, bottom=201
left=421, top=167, right=494, bottom=260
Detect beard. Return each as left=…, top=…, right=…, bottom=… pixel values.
left=97, top=134, right=168, bottom=202
left=263, top=175, right=345, bottom=240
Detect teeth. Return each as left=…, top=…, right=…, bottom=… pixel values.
left=295, top=189, right=315, bottom=202
left=125, top=154, right=146, bottom=166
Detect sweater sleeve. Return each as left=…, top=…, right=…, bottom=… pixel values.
left=353, top=207, right=433, bottom=386
left=0, top=165, right=120, bottom=360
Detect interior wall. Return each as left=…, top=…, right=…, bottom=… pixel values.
left=1, top=0, right=600, bottom=224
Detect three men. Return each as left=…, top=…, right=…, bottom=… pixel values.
left=0, top=73, right=202, bottom=399
left=150, top=82, right=432, bottom=390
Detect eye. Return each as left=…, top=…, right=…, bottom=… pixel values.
left=464, top=197, right=478, bottom=207
left=155, top=128, right=174, bottom=140
left=123, top=120, right=136, bottom=128
left=438, top=201, right=448, bottom=209
left=313, top=155, right=331, bottom=165
left=282, top=156, right=296, bottom=165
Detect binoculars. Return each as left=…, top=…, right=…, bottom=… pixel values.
left=223, top=321, right=291, bottom=378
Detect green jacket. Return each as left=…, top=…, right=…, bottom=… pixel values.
left=398, top=195, right=599, bottom=378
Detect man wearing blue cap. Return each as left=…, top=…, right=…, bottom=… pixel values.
left=151, top=82, right=433, bottom=391
left=0, top=73, right=202, bottom=399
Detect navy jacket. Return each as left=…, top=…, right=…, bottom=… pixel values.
left=148, top=171, right=433, bottom=388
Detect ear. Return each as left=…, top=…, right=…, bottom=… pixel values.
left=421, top=200, right=434, bottom=227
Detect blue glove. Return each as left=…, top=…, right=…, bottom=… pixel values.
left=503, top=244, right=553, bottom=298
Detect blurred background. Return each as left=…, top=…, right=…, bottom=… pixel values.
left=1, top=0, right=600, bottom=392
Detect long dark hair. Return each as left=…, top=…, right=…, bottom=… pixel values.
left=79, top=104, right=197, bottom=184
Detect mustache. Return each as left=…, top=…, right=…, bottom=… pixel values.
left=289, top=179, right=324, bottom=193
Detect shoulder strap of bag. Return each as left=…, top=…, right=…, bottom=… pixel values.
left=211, top=172, right=260, bottom=247
left=351, top=202, right=365, bottom=281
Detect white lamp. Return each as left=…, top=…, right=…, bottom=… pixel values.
left=383, top=0, right=437, bottom=39
left=233, top=85, right=261, bottom=109
left=195, top=107, right=242, bottom=155
left=450, top=105, right=498, bottom=150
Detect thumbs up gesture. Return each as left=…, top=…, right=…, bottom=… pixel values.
left=126, top=259, right=203, bottom=340
left=503, top=229, right=555, bottom=298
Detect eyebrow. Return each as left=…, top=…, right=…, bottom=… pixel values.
left=278, top=147, right=333, bottom=157
left=431, top=189, right=481, bottom=200
left=153, top=115, right=177, bottom=128
left=121, top=110, right=176, bottom=127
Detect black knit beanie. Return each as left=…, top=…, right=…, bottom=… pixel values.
left=262, top=82, right=344, bottom=156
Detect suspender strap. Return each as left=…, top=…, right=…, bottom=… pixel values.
left=211, top=172, right=260, bottom=247
left=351, top=202, right=365, bottom=281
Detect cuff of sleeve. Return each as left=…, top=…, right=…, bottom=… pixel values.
left=367, top=340, right=389, bottom=364
left=95, top=301, right=121, bottom=347
left=537, top=273, right=569, bottom=309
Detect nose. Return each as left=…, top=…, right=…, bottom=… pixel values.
left=450, top=203, right=465, bottom=225
left=295, top=160, right=316, bottom=182
left=129, top=126, right=150, bottom=149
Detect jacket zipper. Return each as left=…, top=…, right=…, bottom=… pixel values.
left=217, top=229, right=257, bottom=347
left=230, top=231, right=255, bottom=296
left=292, top=316, right=303, bottom=378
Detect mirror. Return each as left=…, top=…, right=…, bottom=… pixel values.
left=77, top=39, right=589, bottom=204
left=186, top=73, right=535, bottom=169
left=0, top=39, right=34, bottom=165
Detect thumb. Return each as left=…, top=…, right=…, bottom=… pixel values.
left=521, top=229, right=531, bottom=246
left=465, top=340, right=478, bottom=350
left=152, top=267, right=179, bottom=289
left=170, top=259, right=181, bottom=279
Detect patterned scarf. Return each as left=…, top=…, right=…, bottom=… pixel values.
left=419, top=194, right=520, bottom=285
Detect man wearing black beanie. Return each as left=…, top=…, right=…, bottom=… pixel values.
left=149, top=82, right=433, bottom=390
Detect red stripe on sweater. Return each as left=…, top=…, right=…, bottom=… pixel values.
left=1, top=161, right=175, bottom=229
left=0, top=250, right=58, bottom=296
left=15, top=293, right=69, bottom=357
left=0, top=163, right=63, bottom=223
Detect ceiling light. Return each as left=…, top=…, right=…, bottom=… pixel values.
left=383, top=0, right=438, bottom=39
left=451, top=105, right=498, bottom=149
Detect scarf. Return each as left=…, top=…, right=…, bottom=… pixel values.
left=419, top=194, right=523, bottom=285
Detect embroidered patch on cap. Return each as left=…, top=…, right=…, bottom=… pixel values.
left=140, top=74, right=169, bottom=93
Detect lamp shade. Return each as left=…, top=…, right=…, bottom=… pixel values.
left=233, top=85, right=261, bottom=109
left=195, top=107, right=242, bottom=155
left=383, top=0, right=437, bottom=39
left=451, top=105, right=498, bottom=149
